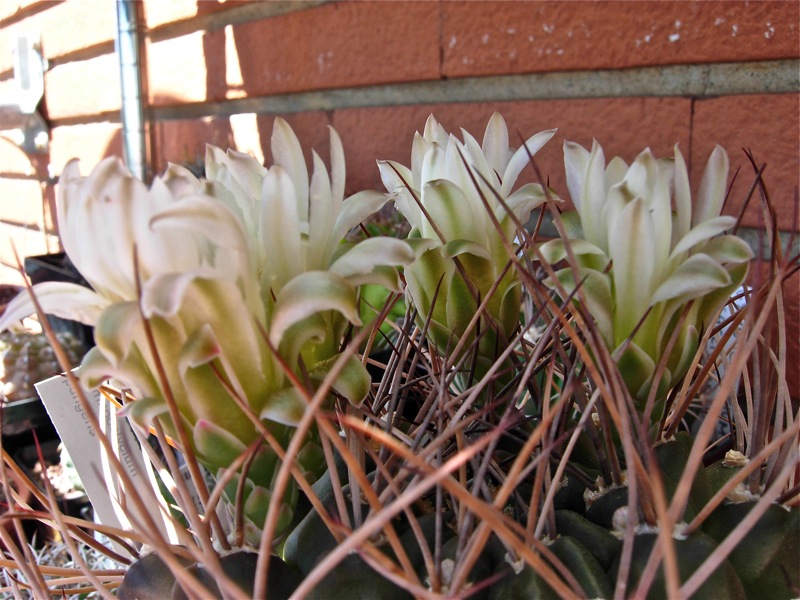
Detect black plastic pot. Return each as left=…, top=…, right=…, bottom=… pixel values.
left=24, top=252, right=94, bottom=349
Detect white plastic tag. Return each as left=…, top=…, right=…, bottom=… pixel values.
left=34, top=373, right=178, bottom=554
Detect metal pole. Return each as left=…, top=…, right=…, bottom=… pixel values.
left=115, top=0, right=150, bottom=182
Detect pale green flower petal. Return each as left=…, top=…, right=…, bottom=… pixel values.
left=651, top=253, right=732, bottom=304
left=697, top=235, right=754, bottom=264
left=458, top=128, right=496, bottom=194
left=672, top=145, right=692, bottom=245
left=579, top=140, right=608, bottom=249
left=209, top=146, right=266, bottom=203
left=604, top=156, right=629, bottom=191
left=149, top=194, right=251, bottom=269
left=193, top=418, right=247, bottom=467
left=329, top=237, right=414, bottom=280
left=482, top=111, right=512, bottom=177
left=446, top=268, right=478, bottom=346
left=329, top=190, right=391, bottom=249
left=260, top=387, right=308, bottom=427
left=377, top=160, right=422, bottom=232
left=609, top=197, right=656, bottom=344
left=694, top=144, right=729, bottom=226
left=261, top=165, right=305, bottom=289
left=670, top=215, right=737, bottom=259
left=615, top=341, right=656, bottom=401
left=271, top=117, right=310, bottom=223
left=94, top=301, right=142, bottom=366
left=329, top=126, right=346, bottom=205
left=122, top=396, right=171, bottom=430
left=310, top=353, right=372, bottom=407
left=553, top=267, right=614, bottom=347
left=538, top=238, right=607, bottom=265
left=269, top=271, right=360, bottom=348
left=178, top=323, right=221, bottom=371
left=501, top=183, right=549, bottom=226
left=0, top=282, right=108, bottom=330
left=501, top=129, right=556, bottom=198
left=563, top=140, right=592, bottom=211
left=423, top=179, right=482, bottom=244
left=346, top=265, right=404, bottom=293
left=141, top=270, right=216, bottom=319
left=308, top=150, right=336, bottom=268
left=441, top=239, right=492, bottom=262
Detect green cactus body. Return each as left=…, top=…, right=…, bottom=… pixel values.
left=609, top=531, right=746, bottom=600
left=702, top=501, right=800, bottom=598
left=555, top=509, right=622, bottom=571
left=654, top=432, right=713, bottom=520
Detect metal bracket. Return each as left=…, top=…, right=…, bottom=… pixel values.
left=0, top=33, right=49, bottom=154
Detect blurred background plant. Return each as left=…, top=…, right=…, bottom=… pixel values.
left=0, top=115, right=797, bottom=599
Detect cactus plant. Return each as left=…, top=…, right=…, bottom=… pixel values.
left=0, top=114, right=796, bottom=600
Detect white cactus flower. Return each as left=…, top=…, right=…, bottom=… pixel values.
left=539, top=142, right=753, bottom=405
left=379, top=113, right=556, bottom=382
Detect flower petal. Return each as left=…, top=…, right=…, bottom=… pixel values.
left=672, top=145, right=692, bottom=245
left=440, top=239, right=492, bottom=262
left=310, top=353, right=372, bottom=407
left=269, top=271, right=360, bottom=348
left=538, top=238, right=607, bottom=265
left=670, top=215, right=737, bottom=259
left=178, top=323, right=221, bottom=371
left=329, top=126, right=346, bottom=204
left=261, top=165, right=305, bottom=289
left=501, top=129, right=556, bottom=197
left=271, top=117, right=310, bottom=223
left=330, top=190, right=391, bottom=248
left=563, top=140, right=591, bottom=211
left=194, top=419, right=248, bottom=466
left=651, top=253, right=732, bottom=305
left=579, top=140, right=608, bottom=249
left=122, top=396, right=171, bottom=430
left=308, top=150, right=336, bottom=268
left=0, top=282, right=108, bottom=330
left=422, top=179, right=482, bottom=244
left=260, top=387, right=308, bottom=426
left=609, top=197, right=656, bottom=344
left=329, top=237, right=413, bottom=279
left=694, top=145, right=729, bottom=226
left=698, top=235, right=754, bottom=264
left=93, top=301, right=142, bottom=366
left=482, top=112, right=512, bottom=178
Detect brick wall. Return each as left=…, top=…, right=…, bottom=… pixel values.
left=0, top=0, right=798, bottom=394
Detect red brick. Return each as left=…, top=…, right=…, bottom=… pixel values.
left=0, top=139, right=55, bottom=239
left=443, top=1, right=800, bottom=78
left=149, top=1, right=440, bottom=105
left=783, top=269, right=799, bottom=400
left=143, top=0, right=201, bottom=28
left=333, top=97, right=691, bottom=201
left=748, top=262, right=800, bottom=401
left=692, top=93, right=799, bottom=232
left=0, top=177, right=48, bottom=226
left=0, top=0, right=116, bottom=74
left=0, top=134, right=40, bottom=176
left=0, top=0, right=30, bottom=22
left=147, top=33, right=207, bottom=104
left=0, top=0, right=58, bottom=24
left=152, top=116, right=236, bottom=174
left=44, top=54, right=120, bottom=120
left=143, top=0, right=251, bottom=28
left=49, top=122, right=123, bottom=173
